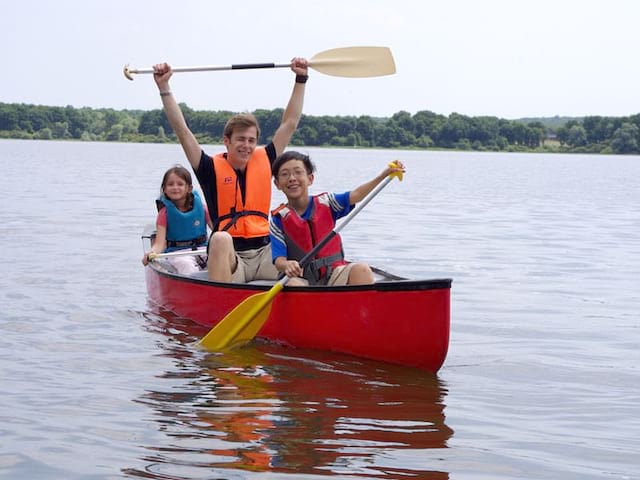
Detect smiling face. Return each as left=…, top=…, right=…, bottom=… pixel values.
left=274, top=158, right=314, bottom=203
left=163, top=172, right=191, bottom=207
left=224, top=126, right=259, bottom=169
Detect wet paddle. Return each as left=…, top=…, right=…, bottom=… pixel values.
left=124, top=46, right=395, bottom=80
left=199, top=162, right=404, bottom=351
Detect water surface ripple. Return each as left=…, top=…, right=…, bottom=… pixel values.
left=1, top=140, right=638, bottom=479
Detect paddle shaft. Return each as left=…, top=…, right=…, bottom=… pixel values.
left=295, top=175, right=393, bottom=270
left=126, top=62, right=290, bottom=77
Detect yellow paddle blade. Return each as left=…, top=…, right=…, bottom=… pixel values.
left=309, top=46, right=396, bottom=78
left=199, top=282, right=284, bottom=351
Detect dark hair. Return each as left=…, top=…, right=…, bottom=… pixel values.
left=160, top=165, right=194, bottom=210
left=272, top=151, right=316, bottom=178
left=223, top=113, right=261, bottom=140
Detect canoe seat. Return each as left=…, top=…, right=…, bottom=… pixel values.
left=188, top=270, right=209, bottom=280
left=186, top=269, right=275, bottom=286
left=175, top=265, right=400, bottom=284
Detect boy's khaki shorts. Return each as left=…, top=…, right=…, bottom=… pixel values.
left=289, top=263, right=358, bottom=286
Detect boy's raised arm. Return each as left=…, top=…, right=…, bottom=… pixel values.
left=348, top=161, right=406, bottom=204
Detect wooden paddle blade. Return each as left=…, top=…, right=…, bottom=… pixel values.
left=309, top=46, right=396, bottom=78
left=198, top=283, right=283, bottom=351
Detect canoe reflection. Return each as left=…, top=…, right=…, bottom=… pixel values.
left=127, top=309, right=453, bottom=479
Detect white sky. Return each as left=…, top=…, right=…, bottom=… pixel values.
left=2, top=0, right=639, bottom=119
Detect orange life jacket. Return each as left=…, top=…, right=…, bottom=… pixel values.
left=212, top=148, right=271, bottom=239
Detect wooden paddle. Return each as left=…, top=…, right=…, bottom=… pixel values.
left=124, top=46, right=395, bottom=80
left=199, top=162, right=404, bottom=351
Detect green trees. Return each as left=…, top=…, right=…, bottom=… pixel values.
left=1, top=101, right=639, bottom=154
left=610, top=123, right=639, bottom=153
left=0, top=103, right=154, bottom=142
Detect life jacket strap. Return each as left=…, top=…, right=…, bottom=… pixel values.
left=213, top=209, right=269, bottom=232
left=166, top=234, right=207, bottom=249
left=305, top=252, right=344, bottom=285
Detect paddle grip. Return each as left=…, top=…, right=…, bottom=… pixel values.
left=231, top=63, right=277, bottom=70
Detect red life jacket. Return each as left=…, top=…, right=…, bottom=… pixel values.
left=272, top=193, right=346, bottom=285
left=211, top=148, right=271, bottom=239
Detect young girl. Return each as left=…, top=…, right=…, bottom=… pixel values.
left=142, top=165, right=212, bottom=274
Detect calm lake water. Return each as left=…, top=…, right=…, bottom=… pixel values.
left=1, top=139, right=638, bottom=480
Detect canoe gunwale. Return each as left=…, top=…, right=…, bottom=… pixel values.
left=147, top=262, right=453, bottom=293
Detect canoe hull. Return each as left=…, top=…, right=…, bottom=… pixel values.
left=145, top=265, right=451, bottom=373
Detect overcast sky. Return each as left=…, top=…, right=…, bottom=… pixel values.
left=2, top=0, right=639, bottom=119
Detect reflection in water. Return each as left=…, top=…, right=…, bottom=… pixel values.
left=124, top=308, right=453, bottom=479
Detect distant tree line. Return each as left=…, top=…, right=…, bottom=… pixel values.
left=1, top=102, right=640, bottom=154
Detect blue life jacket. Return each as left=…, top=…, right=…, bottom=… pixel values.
left=156, top=191, right=207, bottom=253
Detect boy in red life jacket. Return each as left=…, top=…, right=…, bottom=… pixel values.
left=152, top=57, right=309, bottom=283
left=269, top=151, right=405, bottom=286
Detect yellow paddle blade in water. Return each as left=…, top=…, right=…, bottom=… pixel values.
left=199, top=282, right=284, bottom=351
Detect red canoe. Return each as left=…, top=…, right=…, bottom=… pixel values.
left=144, top=256, right=452, bottom=373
